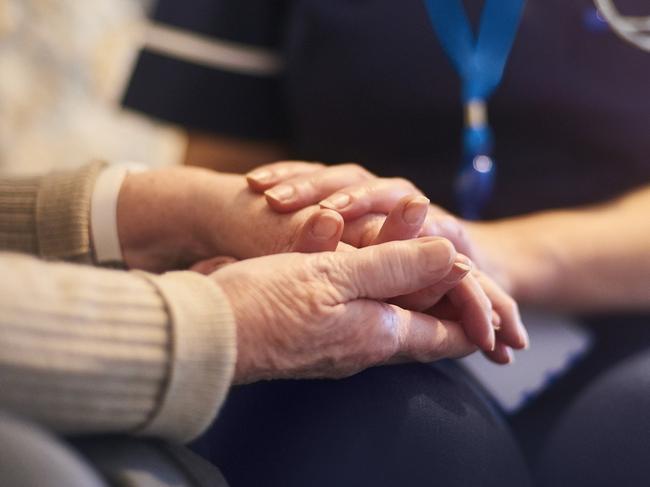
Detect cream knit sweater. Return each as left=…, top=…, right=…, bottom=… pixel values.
left=0, top=163, right=236, bottom=443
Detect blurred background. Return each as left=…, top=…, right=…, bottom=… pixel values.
left=0, top=0, right=184, bottom=175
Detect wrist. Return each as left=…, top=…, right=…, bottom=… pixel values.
left=466, top=219, right=561, bottom=305
left=118, top=167, right=231, bottom=271
left=90, top=163, right=148, bottom=266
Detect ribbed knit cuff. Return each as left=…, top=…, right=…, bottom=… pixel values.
left=36, top=162, right=106, bottom=262
left=0, top=176, right=41, bottom=254
left=135, top=271, right=237, bottom=443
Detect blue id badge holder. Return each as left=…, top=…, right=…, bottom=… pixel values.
left=422, top=0, right=594, bottom=413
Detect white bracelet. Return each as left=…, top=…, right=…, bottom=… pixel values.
left=91, top=162, right=148, bottom=265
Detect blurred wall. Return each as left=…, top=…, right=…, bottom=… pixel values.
left=0, top=0, right=185, bottom=175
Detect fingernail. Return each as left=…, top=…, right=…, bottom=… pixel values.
left=521, top=322, right=530, bottom=349
left=247, top=170, right=273, bottom=184
left=506, top=347, right=515, bottom=364
left=454, top=253, right=472, bottom=267
left=311, top=214, right=340, bottom=239
left=421, top=238, right=455, bottom=273
left=320, top=193, right=351, bottom=210
left=442, top=262, right=472, bottom=284
left=492, top=311, right=502, bottom=331
left=266, top=184, right=295, bottom=202
left=402, top=196, right=430, bottom=225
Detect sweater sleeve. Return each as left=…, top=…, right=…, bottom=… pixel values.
left=0, top=162, right=236, bottom=441
left=0, top=253, right=236, bottom=442
left=0, top=162, right=104, bottom=263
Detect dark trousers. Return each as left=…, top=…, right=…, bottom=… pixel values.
left=195, top=315, right=650, bottom=487
left=194, top=361, right=532, bottom=487
left=514, top=314, right=650, bottom=487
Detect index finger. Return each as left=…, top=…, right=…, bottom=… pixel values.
left=324, top=237, right=457, bottom=301
left=446, top=275, right=495, bottom=352
left=246, top=161, right=325, bottom=192
left=263, top=164, right=375, bottom=213
left=390, top=305, right=477, bottom=362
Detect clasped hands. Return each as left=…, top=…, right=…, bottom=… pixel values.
left=118, top=162, right=529, bottom=384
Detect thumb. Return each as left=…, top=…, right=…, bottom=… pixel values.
left=331, top=237, right=457, bottom=300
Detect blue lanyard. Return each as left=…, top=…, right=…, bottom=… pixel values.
left=423, top=0, right=527, bottom=219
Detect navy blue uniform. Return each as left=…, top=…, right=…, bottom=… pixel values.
left=125, top=0, right=650, bottom=216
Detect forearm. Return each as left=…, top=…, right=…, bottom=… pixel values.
left=469, top=187, right=650, bottom=313
left=0, top=253, right=235, bottom=442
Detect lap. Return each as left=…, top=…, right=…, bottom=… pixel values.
left=510, top=314, right=650, bottom=464
left=194, top=361, right=531, bottom=487
left=535, top=349, right=650, bottom=487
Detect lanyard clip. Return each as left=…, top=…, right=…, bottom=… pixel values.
left=464, top=99, right=488, bottom=129
left=462, top=98, right=493, bottom=156
left=457, top=99, right=495, bottom=220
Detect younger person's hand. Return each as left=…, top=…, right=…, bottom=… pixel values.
left=362, top=195, right=528, bottom=363
left=246, top=161, right=476, bottom=257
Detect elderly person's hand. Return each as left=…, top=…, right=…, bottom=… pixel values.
left=210, top=237, right=482, bottom=383
left=192, top=205, right=506, bottom=361
left=116, top=166, right=355, bottom=272
left=246, top=161, right=529, bottom=361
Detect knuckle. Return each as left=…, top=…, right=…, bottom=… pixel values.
left=381, top=304, right=402, bottom=354
left=306, top=161, right=326, bottom=169
left=308, top=253, right=348, bottom=301
left=302, top=176, right=320, bottom=193
left=300, top=178, right=326, bottom=197
left=388, top=177, right=417, bottom=191
left=268, top=160, right=300, bottom=173
left=362, top=306, right=401, bottom=365
left=299, top=164, right=326, bottom=183
left=338, top=163, right=373, bottom=179
left=349, top=181, right=379, bottom=200
left=274, top=161, right=314, bottom=177
left=311, top=249, right=338, bottom=272
left=325, top=305, right=400, bottom=378
left=501, top=296, right=519, bottom=316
